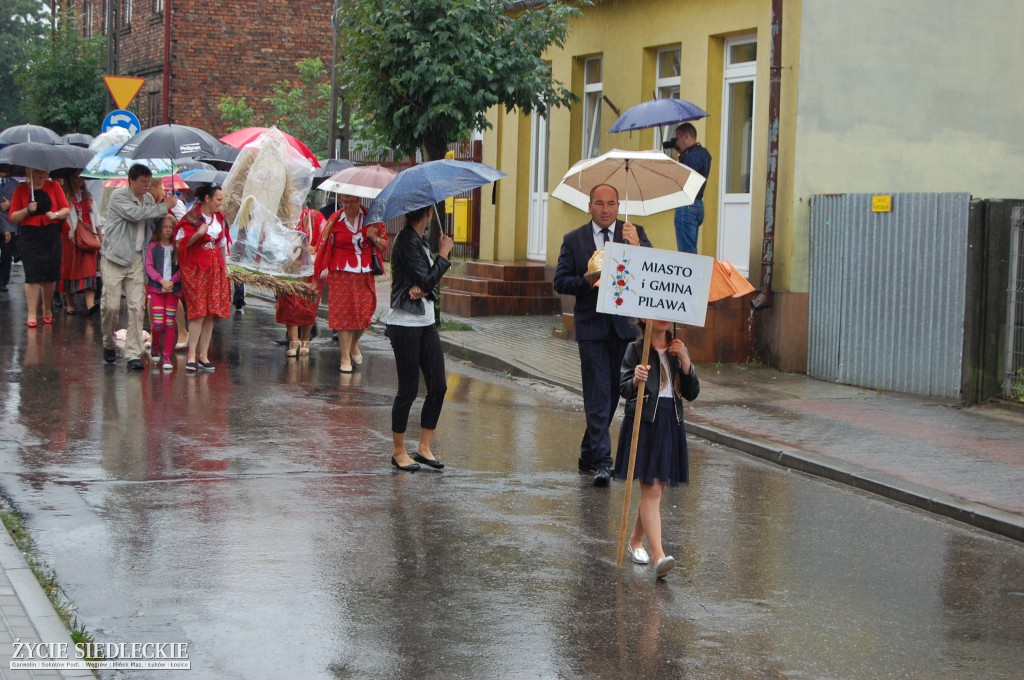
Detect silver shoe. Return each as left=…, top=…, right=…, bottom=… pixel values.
left=655, top=556, right=676, bottom=579
left=628, top=544, right=650, bottom=565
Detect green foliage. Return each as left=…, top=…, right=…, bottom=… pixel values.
left=218, top=58, right=331, bottom=157
left=15, top=7, right=106, bottom=134
left=0, top=0, right=49, bottom=128
left=338, top=0, right=581, bottom=160
left=1011, top=368, right=1024, bottom=403
left=217, top=97, right=255, bottom=133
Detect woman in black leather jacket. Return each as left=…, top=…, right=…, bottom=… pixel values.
left=614, top=318, right=699, bottom=579
left=385, top=205, right=454, bottom=472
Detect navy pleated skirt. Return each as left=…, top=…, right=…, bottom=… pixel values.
left=614, top=397, right=689, bottom=486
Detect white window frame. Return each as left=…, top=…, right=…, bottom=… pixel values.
left=582, top=56, right=602, bottom=159
left=653, top=47, right=681, bottom=149
left=155, top=0, right=164, bottom=13
left=123, top=0, right=132, bottom=27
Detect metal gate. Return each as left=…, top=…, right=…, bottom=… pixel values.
left=1005, top=206, right=1024, bottom=400
left=808, top=193, right=970, bottom=398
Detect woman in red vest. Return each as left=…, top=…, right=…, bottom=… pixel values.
left=175, top=182, right=231, bottom=372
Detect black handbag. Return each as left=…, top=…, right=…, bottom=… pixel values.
left=371, top=248, right=385, bottom=276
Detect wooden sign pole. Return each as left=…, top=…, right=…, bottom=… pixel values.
left=615, top=321, right=653, bottom=568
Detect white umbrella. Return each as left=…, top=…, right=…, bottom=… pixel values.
left=551, top=148, right=705, bottom=219
left=319, top=164, right=398, bottom=199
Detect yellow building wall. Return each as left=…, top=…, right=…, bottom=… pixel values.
left=481, top=0, right=786, bottom=272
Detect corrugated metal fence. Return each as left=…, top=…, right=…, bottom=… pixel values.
left=1005, top=206, right=1024, bottom=399
left=808, top=193, right=970, bottom=398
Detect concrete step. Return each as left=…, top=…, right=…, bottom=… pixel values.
left=444, top=276, right=555, bottom=297
left=465, top=260, right=548, bottom=281
left=441, top=290, right=562, bottom=317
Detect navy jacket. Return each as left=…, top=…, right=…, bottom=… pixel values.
left=552, top=220, right=652, bottom=342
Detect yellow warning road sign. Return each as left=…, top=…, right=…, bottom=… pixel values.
left=104, top=76, right=145, bottom=110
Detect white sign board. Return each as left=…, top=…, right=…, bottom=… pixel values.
left=596, top=243, right=714, bottom=326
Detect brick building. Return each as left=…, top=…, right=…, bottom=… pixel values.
left=68, top=0, right=332, bottom=135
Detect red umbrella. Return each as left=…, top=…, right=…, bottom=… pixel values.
left=219, top=127, right=320, bottom=167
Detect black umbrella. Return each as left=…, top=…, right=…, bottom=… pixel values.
left=197, top=144, right=238, bottom=168
left=314, top=158, right=355, bottom=179
left=60, top=132, right=95, bottom=147
left=0, top=142, right=95, bottom=172
left=181, top=169, right=229, bottom=188
left=117, top=124, right=225, bottom=160
left=173, top=157, right=215, bottom=173
left=0, top=124, right=61, bottom=146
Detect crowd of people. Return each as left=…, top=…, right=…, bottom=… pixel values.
left=5, top=158, right=699, bottom=580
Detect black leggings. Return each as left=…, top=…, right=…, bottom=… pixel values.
left=386, top=323, right=448, bottom=433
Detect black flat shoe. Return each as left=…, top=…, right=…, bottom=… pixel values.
left=412, top=453, right=445, bottom=469
left=391, top=457, right=420, bottom=472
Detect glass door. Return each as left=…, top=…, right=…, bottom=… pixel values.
left=527, top=111, right=550, bottom=260
left=718, top=37, right=757, bottom=277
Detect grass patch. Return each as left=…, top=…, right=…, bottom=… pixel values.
left=0, top=499, right=99, bottom=659
left=439, top=319, right=473, bottom=331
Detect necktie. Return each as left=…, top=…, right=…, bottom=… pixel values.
left=600, top=228, right=610, bottom=244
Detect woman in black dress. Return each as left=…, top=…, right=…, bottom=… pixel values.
left=8, top=168, right=69, bottom=327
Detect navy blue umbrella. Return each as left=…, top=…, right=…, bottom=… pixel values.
left=366, top=160, right=506, bottom=224
left=609, top=98, right=709, bottom=133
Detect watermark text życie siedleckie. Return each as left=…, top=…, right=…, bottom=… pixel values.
left=11, top=640, right=190, bottom=670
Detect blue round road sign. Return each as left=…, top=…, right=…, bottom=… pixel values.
left=102, top=109, right=141, bottom=136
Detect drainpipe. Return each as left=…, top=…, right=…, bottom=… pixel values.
left=162, top=0, right=171, bottom=123
left=751, top=0, right=783, bottom=311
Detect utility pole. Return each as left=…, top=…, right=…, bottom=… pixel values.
left=105, top=0, right=119, bottom=111
left=328, top=0, right=340, bottom=159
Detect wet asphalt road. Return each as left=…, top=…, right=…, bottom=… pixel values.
left=1, top=286, right=1023, bottom=679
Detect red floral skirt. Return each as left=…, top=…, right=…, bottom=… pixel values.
left=182, top=265, right=231, bottom=320
left=276, top=287, right=320, bottom=326
left=327, top=270, right=375, bottom=330
left=59, top=225, right=99, bottom=292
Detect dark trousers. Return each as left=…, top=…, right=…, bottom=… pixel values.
left=577, top=334, right=630, bottom=470
left=0, top=234, right=16, bottom=287
left=386, top=323, right=448, bottom=434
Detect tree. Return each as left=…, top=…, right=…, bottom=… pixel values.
left=0, top=0, right=48, bottom=128
left=16, top=7, right=106, bottom=134
left=218, top=58, right=332, bottom=158
left=338, top=0, right=581, bottom=161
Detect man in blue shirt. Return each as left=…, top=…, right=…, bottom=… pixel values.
left=0, top=168, right=19, bottom=292
left=671, top=123, right=712, bottom=254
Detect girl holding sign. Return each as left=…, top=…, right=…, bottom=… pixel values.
left=615, top=319, right=700, bottom=579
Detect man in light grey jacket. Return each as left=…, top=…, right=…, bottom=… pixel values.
left=101, top=164, right=176, bottom=369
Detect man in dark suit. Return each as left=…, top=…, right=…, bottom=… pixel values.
left=553, top=184, right=652, bottom=486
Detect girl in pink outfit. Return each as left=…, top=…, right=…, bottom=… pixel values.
left=145, top=216, right=182, bottom=371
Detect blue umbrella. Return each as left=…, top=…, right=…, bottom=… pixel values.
left=609, top=98, right=709, bottom=133
left=366, top=160, right=506, bottom=223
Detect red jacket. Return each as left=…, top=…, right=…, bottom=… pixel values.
left=314, top=205, right=387, bottom=276
left=176, top=205, right=230, bottom=271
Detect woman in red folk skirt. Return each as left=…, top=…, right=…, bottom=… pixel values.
left=55, top=171, right=100, bottom=314
left=314, top=194, right=387, bottom=373
left=175, top=182, right=231, bottom=373
left=277, top=207, right=324, bottom=357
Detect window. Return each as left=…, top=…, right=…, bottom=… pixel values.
left=582, top=56, right=602, bottom=159
left=84, top=1, right=92, bottom=37
left=122, top=0, right=131, bottom=27
left=155, top=0, right=163, bottom=12
left=654, top=47, right=681, bottom=148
